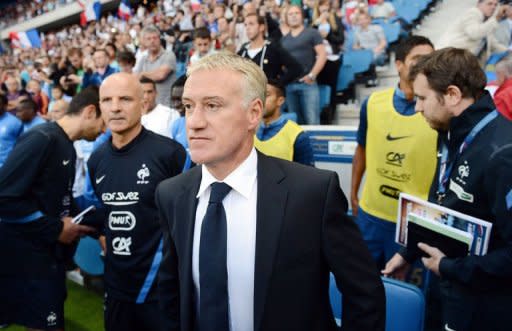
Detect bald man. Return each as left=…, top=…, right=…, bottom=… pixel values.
left=87, top=73, right=186, bottom=331
left=49, top=100, right=69, bottom=121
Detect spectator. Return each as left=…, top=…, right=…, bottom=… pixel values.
left=189, top=27, right=216, bottom=65
left=281, top=5, right=327, bottom=125
left=493, top=57, right=512, bottom=120
left=238, top=13, right=302, bottom=87
left=369, top=0, right=396, bottom=20
left=134, top=25, right=177, bottom=107
left=17, top=98, right=46, bottom=133
left=495, top=5, right=512, bottom=47
left=49, top=99, right=68, bottom=122
left=0, top=93, right=22, bottom=168
left=353, top=11, right=387, bottom=66
left=82, top=49, right=118, bottom=89
left=26, top=79, right=49, bottom=115
left=140, top=76, right=180, bottom=137
left=59, top=47, right=85, bottom=97
left=105, top=43, right=119, bottom=70
left=117, top=50, right=136, bottom=74
left=4, top=75, right=21, bottom=114
left=312, top=0, right=345, bottom=54
left=255, top=79, right=314, bottom=165
left=437, top=0, right=509, bottom=62
left=216, top=17, right=236, bottom=53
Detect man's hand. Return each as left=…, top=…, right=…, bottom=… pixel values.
left=58, top=217, right=95, bottom=244
left=299, top=74, right=315, bottom=85
left=350, top=195, right=359, bottom=217
left=382, top=253, right=411, bottom=280
left=418, top=242, right=445, bottom=276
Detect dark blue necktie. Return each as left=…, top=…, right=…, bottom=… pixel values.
left=199, top=182, right=232, bottom=331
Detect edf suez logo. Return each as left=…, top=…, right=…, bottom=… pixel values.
left=108, top=211, right=136, bottom=231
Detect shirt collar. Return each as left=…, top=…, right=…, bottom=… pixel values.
left=197, top=148, right=258, bottom=200
left=259, top=115, right=287, bottom=129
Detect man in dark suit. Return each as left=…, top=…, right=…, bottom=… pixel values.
left=155, top=52, right=385, bottom=331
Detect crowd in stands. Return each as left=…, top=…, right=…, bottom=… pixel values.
left=0, top=0, right=414, bottom=129
left=0, top=0, right=75, bottom=30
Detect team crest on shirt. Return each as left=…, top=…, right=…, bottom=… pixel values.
left=47, top=312, right=57, bottom=327
left=456, top=160, right=470, bottom=186
left=136, top=164, right=150, bottom=184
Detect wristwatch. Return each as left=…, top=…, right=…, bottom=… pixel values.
left=308, top=73, right=316, bottom=80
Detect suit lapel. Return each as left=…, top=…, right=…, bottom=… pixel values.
left=175, top=167, right=202, bottom=331
left=253, top=153, right=288, bottom=331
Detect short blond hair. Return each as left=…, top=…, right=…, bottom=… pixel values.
left=187, top=52, right=267, bottom=107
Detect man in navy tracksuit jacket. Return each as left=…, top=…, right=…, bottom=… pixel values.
left=89, top=73, right=185, bottom=331
left=383, top=48, right=512, bottom=331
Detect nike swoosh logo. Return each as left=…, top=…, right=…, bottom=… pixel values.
left=96, top=175, right=106, bottom=184
left=386, top=133, right=411, bottom=141
left=62, top=160, right=70, bottom=166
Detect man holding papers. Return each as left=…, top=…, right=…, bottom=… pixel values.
left=383, top=48, right=512, bottom=331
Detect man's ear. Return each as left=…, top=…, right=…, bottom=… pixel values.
left=82, top=104, right=98, bottom=119
left=247, top=98, right=263, bottom=130
left=276, top=95, right=285, bottom=108
left=444, top=85, right=463, bottom=107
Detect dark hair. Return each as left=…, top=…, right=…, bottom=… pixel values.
left=194, top=27, right=211, bottom=40
left=117, top=50, right=136, bottom=66
left=105, top=42, right=117, bottom=52
left=395, top=35, right=434, bottom=62
left=18, top=98, right=37, bottom=113
left=409, top=48, right=486, bottom=100
left=140, top=76, right=156, bottom=89
left=0, top=93, right=7, bottom=107
left=245, top=13, right=265, bottom=25
left=52, top=84, right=63, bottom=91
left=172, top=75, right=187, bottom=90
left=67, top=86, right=100, bottom=117
left=267, top=79, right=285, bottom=98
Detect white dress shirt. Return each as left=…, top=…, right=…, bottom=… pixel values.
left=141, top=104, right=180, bottom=138
left=192, top=148, right=258, bottom=331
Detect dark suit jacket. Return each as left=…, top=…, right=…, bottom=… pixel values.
left=155, top=153, right=385, bottom=331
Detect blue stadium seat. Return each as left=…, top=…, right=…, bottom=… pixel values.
left=343, top=50, right=374, bottom=74
left=344, top=29, right=355, bottom=51
left=336, top=65, right=355, bottom=91
left=329, top=275, right=426, bottom=331
left=393, top=0, right=421, bottom=24
left=378, top=21, right=401, bottom=45
left=74, top=237, right=104, bottom=276
left=383, top=277, right=425, bottom=331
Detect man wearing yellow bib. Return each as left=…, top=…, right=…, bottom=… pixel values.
left=255, top=79, right=314, bottom=165
left=351, top=36, right=438, bottom=268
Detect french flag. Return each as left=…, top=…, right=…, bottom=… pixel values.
left=191, top=0, right=201, bottom=12
left=118, top=0, right=132, bottom=20
left=79, top=0, right=101, bottom=26
left=9, top=29, right=42, bottom=49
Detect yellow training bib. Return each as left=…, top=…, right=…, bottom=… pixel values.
left=360, top=88, right=437, bottom=222
left=254, top=120, right=303, bottom=161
